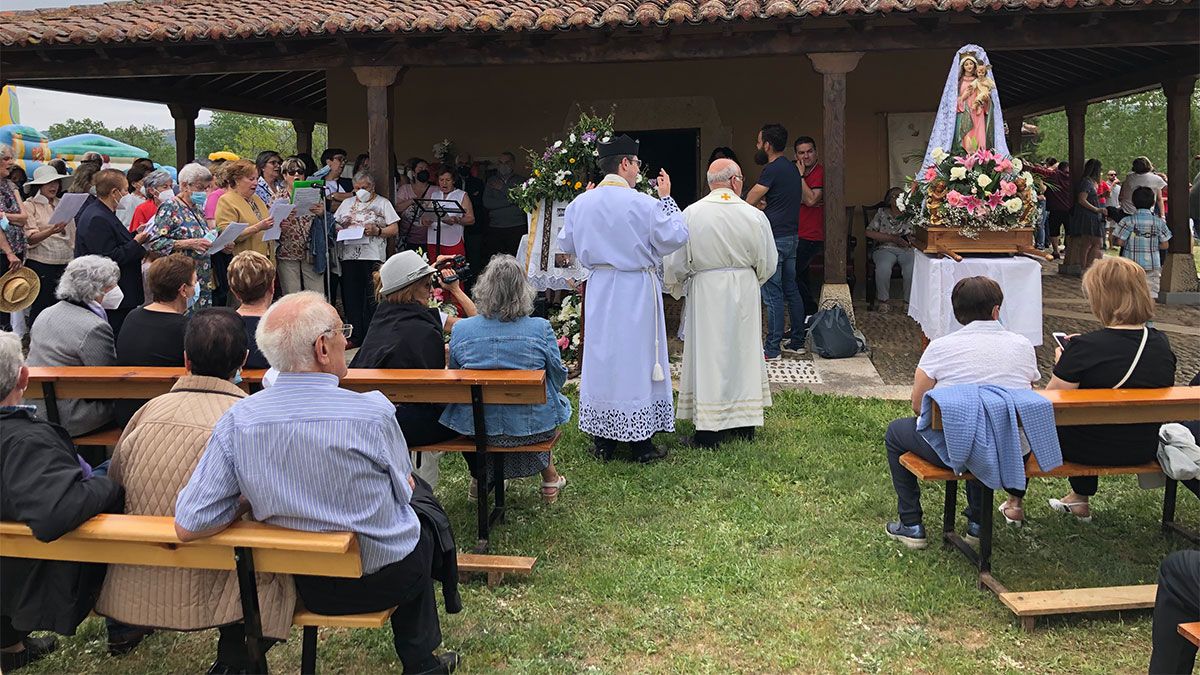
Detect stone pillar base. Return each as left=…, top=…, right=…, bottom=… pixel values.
left=1159, top=251, right=1200, bottom=305
left=818, top=283, right=854, bottom=325
left=1057, top=264, right=1082, bottom=277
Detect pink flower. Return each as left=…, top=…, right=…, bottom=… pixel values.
left=946, top=190, right=966, bottom=207
left=962, top=195, right=982, bottom=214
left=988, top=192, right=1005, bottom=208
left=999, top=180, right=1017, bottom=197
left=922, top=165, right=938, bottom=182
left=557, top=336, right=569, bottom=349
left=955, top=154, right=977, bottom=171
left=995, top=158, right=1012, bottom=173
left=432, top=288, right=445, bottom=302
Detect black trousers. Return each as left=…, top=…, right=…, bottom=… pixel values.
left=295, top=527, right=441, bottom=673
left=0, top=616, right=27, bottom=649
left=486, top=227, right=526, bottom=261
left=24, top=259, right=65, bottom=327
left=215, top=623, right=277, bottom=671
left=1149, top=550, right=1199, bottom=674
left=884, top=417, right=1025, bottom=527
left=340, top=260, right=379, bottom=345
left=210, top=251, right=231, bottom=308
left=694, top=427, right=756, bottom=448
left=794, top=239, right=824, bottom=317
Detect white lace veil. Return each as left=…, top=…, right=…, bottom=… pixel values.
left=922, top=44, right=1010, bottom=169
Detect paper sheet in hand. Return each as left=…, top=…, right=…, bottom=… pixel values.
left=336, top=226, right=366, bottom=242
left=206, top=222, right=248, bottom=255
left=260, top=201, right=292, bottom=242
left=293, top=187, right=322, bottom=211
left=50, top=192, right=89, bottom=224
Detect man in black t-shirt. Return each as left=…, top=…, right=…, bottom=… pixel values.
left=745, top=123, right=805, bottom=360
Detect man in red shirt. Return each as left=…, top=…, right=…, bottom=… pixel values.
left=1028, top=159, right=1072, bottom=259
left=793, top=136, right=824, bottom=331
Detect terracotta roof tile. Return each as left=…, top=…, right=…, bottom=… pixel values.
left=0, top=0, right=1188, bottom=47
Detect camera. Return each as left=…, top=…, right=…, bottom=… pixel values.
left=433, top=255, right=470, bottom=284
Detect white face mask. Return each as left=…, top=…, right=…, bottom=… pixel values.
left=100, top=286, right=124, bottom=310
left=355, top=188, right=372, bottom=202
left=158, top=189, right=174, bottom=204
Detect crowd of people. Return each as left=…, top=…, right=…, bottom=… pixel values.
left=0, top=129, right=1196, bottom=674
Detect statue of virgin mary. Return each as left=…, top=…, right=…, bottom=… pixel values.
left=921, top=44, right=1010, bottom=168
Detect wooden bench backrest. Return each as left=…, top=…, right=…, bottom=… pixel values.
left=930, top=387, right=1200, bottom=429
left=24, top=367, right=548, bottom=405
left=0, top=514, right=364, bottom=578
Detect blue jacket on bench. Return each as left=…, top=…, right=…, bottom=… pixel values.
left=916, top=384, right=1063, bottom=491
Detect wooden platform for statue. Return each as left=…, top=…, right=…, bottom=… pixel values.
left=915, top=226, right=1047, bottom=261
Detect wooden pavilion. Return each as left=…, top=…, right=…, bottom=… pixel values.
left=1, top=0, right=1196, bottom=303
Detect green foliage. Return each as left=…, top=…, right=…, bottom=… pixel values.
left=1028, top=89, right=1200, bottom=177
left=195, top=111, right=329, bottom=161
left=23, top=389, right=1192, bottom=674
left=45, top=118, right=174, bottom=167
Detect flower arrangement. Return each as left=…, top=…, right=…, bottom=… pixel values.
left=432, top=139, right=455, bottom=164
left=898, top=147, right=1039, bottom=238
left=427, top=286, right=459, bottom=343
left=549, top=294, right=583, bottom=363
left=508, top=110, right=654, bottom=214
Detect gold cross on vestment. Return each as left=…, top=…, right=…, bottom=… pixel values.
left=720, top=193, right=731, bottom=200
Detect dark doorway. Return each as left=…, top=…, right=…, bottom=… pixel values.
left=617, top=127, right=700, bottom=209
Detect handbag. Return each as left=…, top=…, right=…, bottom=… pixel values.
left=807, top=306, right=865, bottom=359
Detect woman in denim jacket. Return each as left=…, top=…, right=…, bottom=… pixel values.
left=440, top=255, right=571, bottom=503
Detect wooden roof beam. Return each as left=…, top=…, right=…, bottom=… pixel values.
left=1007, top=56, right=1200, bottom=117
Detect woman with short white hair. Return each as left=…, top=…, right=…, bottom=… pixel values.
left=147, top=162, right=216, bottom=309
left=26, top=255, right=122, bottom=437
left=332, top=170, right=400, bottom=346
left=129, top=169, right=174, bottom=232
left=440, top=255, right=571, bottom=503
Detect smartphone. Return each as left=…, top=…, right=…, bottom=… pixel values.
left=1052, top=332, right=1070, bottom=350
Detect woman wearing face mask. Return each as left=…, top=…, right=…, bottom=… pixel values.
left=425, top=166, right=475, bottom=262
left=21, top=165, right=76, bottom=325
left=25, top=255, right=122, bottom=438
left=128, top=170, right=174, bottom=233
left=395, top=159, right=432, bottom=249
left=74, top=169, right=151, bottom=336
left=117, top=164, right=150, bottom=229
left=332, top=171, right=400, bottom=346
left=146, top=163, right=216, bottom=309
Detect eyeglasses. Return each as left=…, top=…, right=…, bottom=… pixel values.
left=314, top=323, right=353, bottom=344
left=266, top=159, right=282, bottom=166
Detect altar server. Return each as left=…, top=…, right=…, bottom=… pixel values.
left=665, top=159, right=776, bottom=447
left=557, top=135, right=688, bottom=463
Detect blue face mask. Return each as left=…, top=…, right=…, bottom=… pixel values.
left=232, top=369, right=243, bottom=385
left=187, top=282, right=201, bottom=309
left=189, top=191, right=207, bottom=209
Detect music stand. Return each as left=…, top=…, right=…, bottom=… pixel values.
left=413, top=198, right=465, bottom=256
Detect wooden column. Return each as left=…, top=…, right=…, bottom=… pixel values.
left=293, top=119, right=315, bottom=158
left=352, top=66, right=404, bottom=203
left=1159, top=76, right=1199, bottom=302
left=1061, top=102, right=1087, bottom=275
left=168, top=103, right=198, bottom=169
left=808, top=51, right=863, bottom=320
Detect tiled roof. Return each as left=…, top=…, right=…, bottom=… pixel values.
left=0, top=0, right=1183, bottom=47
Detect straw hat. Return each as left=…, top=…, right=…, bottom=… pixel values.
left=0, top=267, right=40, bottom=313
left=23, top=164, right=72, bottom=191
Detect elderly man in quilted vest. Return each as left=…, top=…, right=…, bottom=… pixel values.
left=96, top=308, right=295, bottom=674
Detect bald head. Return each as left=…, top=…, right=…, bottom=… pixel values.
left=256, top=291, right=344, bottom=375
left=707, top=158, right=742, bottom=190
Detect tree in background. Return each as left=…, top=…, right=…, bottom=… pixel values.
left=196, top=111, right=328, bottom=161
left=1029, top=89, right=1200, bottom=178
left=46, top=118, right=175, bottom=166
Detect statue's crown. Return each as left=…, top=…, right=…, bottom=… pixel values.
left=959, top=51, right=979, bottom=63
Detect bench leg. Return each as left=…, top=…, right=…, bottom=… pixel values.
left=1162, top=478, right=1200, bottom=544
left=491, top=454, right=506, bottom=526
left=977, top=484, right=994, bottom=576
left=233, top=547, right=268, bottom=674
left=300, top=626, right=317, bottom=675
left=941, top=481, right=958, bottom=546
left=470, top=384, right=491, bottom=553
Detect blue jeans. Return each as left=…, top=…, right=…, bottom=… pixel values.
left=761, top=235, right=805, bottom=356
left=1034, top=206, right=1048, bottom=249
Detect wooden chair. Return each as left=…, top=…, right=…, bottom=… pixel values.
left=898, top=386, right=1200, bottom=629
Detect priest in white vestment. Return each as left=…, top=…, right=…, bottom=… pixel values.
left=664, top=159, right=777, bottom=447
left=558, top=135, right=689, bottom=463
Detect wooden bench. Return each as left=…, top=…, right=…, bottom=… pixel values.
left=25, top=366, right=557, bottom=555
left=1180, top=621, right=1200, bottom=648
left=899, top=386, right=1200, bottom=629
left=2, top=514, right=371, bottom=673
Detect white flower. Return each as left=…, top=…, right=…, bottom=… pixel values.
left=931, top=147, right=949, bottom=162
left=895, top=193, right=907, bottom=210
left=601, top=136, right=610, bottom=143
left=1004, top=197, right=1023, bottom=213
left=949, top=166, right=967, bottom=180
left=553, top=140, right=562, bottom=149
left=976, top=174, right=992, bottom=188
left=1021, top=171, right=1034, bottom=185
left=1011, top=158, right=1023, bottom=173
left=571, top=334, right=581, bottom=346
left=593, top=150, right=599, bottom=157
left=569, top=133, right=576, bottom=143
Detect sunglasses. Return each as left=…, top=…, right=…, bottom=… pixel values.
left=285, top=170, right=306, bottom=176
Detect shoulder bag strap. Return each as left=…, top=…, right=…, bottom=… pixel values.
left=1112, top=326, right=1149, bottom=389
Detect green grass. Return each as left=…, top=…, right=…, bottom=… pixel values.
left=25, top=390, right=1197, bottom=674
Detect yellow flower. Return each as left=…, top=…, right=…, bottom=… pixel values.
left=574, top=181, right=582, bottom=189
left=569, top=158, right=576, bottom=164
left=534, top=169, right=540, bottom=177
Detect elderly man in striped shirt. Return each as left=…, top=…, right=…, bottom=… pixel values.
left=174, top=291, right=458, bottom=675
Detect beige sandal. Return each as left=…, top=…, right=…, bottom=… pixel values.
left=540, top=475, right=567, bottom=504
left=1048, top=497, right=1092, bottom=523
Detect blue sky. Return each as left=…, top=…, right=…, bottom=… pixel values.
left=8, top=0, right=214, bottom=131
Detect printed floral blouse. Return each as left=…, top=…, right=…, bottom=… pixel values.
left=271, top=183, right=311, bottom=262
left=150, top=198, right=217, bottom=310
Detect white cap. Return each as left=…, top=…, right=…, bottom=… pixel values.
left=379, top=250, right=436, bottom=296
